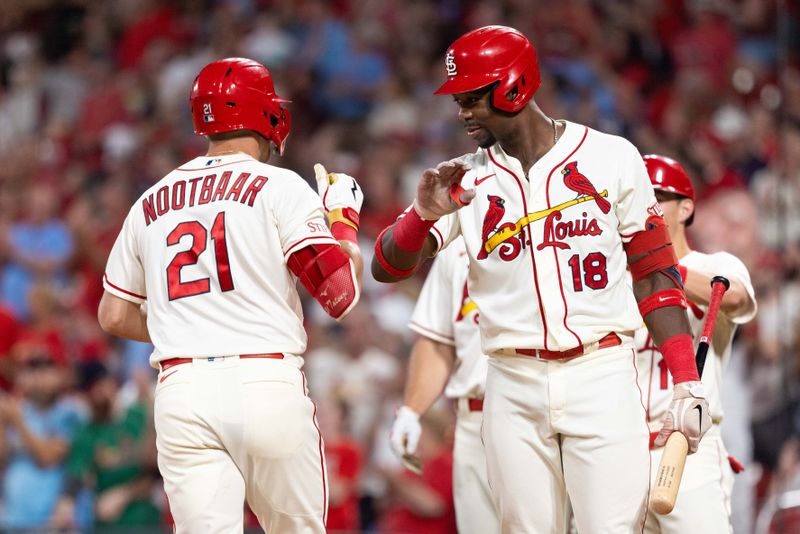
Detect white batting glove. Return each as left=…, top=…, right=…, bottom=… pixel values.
left=654, top=381, right=712, bottom=453
left=313, top=163, right=363, bottom=230
left=390, top=406, right=423, bottom=473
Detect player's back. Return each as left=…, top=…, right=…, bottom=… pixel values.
left=104, top=154, right=338, bottom=364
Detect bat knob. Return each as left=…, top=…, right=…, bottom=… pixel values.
left=710, top=276, right=730, bottom=290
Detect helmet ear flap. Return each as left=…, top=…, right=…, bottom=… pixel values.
left=490, top=57, right=539, bottom=113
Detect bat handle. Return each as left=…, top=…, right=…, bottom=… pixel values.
left=650, top=432, right=689, bottom=515
left=699, top=277, right=729, bottom=343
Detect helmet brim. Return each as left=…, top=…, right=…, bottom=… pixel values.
left=434, top=74, right=499, bottom=95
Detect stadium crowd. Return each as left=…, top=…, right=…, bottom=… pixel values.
left=0, top=0, right=797, bottom=532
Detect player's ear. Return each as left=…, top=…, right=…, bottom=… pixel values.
left=679, top=199, right=694, bottom=225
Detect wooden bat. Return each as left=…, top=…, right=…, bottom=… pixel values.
left=649, top=275, right=730, bottom=515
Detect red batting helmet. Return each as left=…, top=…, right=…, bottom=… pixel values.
left=190, top=58, right=291, bottom=155
left=434, top=25, right=540, bottom=113
left=643, top=154, right=695, bottom=200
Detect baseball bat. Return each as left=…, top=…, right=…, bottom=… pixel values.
left=649, top=275, right=730, bottom=515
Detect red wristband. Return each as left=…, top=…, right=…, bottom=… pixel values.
left=331, top=222, right=357, bottom=244
left=658, top=333, right=699, bottom=383
left=394, top=208, right=435, bottom=252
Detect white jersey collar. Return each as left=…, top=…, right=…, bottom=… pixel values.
left=487, top=120, right=583, bottom=180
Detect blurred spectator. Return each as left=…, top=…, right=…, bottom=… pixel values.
left=12, top=282, right=67, bottom=367
left=0, top=304, right=20, bottom=390
left=53, top=362, right=160, bottom=529
left=751, top=119, right=800, bottom=249
left=0, top=347, right=81, bottom=530
left=378, top=409, right=456, bottom=534
left=0, top=184, right=73, bottom=320
left=318, top=397, right=363, bottom=533
left=305, top=307, right=400, bottom=445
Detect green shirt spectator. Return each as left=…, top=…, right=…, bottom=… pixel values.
left=67, top=401, right=160, bottom=526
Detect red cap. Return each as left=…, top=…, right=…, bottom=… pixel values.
left=190, top=58, right=291, bottom=155
left=435, top=26, right=540, bottom=113
left=643, top=154, right=695, bottom=200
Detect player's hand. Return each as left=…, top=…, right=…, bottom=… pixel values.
left=390, top=406, right=423, bottom=474
left=414, top=159, right=476, bottom=220
left=654, top=380, right=712, bottom=453
left=314, top=163, right=364, bottom=230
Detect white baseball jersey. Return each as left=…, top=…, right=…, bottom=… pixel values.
left=409, top=236, right=487, bottom=399
left=103, top=154, right=338, bottom=366
left=430, top=120, right=658, bottom=354
left=636, top=251, right=757, bottom=432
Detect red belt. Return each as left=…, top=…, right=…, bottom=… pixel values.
left=515, top=332, right=621, bottom=360
left=160, top=353, right=284, bottom=372
left=468, top=398, right=484, bottom=412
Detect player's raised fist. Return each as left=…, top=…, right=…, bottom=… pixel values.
left=314, top=163, right=364, bottom=230
left=414, top=159, right=476, bottom=221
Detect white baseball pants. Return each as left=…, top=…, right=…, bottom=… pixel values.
left=644, top=426, right=734, bottom=534
left=482, top=345, right=650, bottom=534
left=154, top=356, right=327, bottom=534
left=453, top=404, right=501, bottom=533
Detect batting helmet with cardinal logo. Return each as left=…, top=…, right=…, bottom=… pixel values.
left=434, top=26, right=540, bottom=113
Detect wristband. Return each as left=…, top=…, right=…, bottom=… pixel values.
left=658, top=333, right=699, bottom=383
left=331, top=222, right=357, bottom=244
left=326, top=207, right=360, bottom=231
left=394, top=208, right=435, bottom=252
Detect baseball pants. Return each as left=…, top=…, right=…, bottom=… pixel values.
left=644, top=426, right=734, bottom=534
left=453, top=403, right=501, bottom=533
left=482, top=344, right=650, bottom=534
left=154, top=356, right=327, bottom=534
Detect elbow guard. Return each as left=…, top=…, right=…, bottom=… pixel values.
left=623, top=215, right=679, bottom=281
left=288, top=243, right=359, bottom=320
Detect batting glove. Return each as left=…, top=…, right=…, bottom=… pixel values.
left=390, top=406, right=423, bottom=474
left=314, top=163, right=363, bottom=231
left=654, top=380, right=712, bottom=453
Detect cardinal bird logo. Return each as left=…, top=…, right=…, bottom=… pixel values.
left=478, top=195, right=506, bottom=259
left=561, top=162, right=611, bottom=214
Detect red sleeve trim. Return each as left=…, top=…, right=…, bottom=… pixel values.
left=103, top=274, right=146, bottom=300
left=284, top=235, right=338, bottom=258
left=408, top=321, right=455, bottom=345
left=430, top=224, right=444, bottom=250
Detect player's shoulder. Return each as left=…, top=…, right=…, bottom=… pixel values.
left=683, top=250, right=750, bottom=276
left=254, top=162, right=310, bottom=190
left=577, top=121, right=640, bottom=156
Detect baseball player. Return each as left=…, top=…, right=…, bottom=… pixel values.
left=97, top=58, right=364, bottom=534
left=371, top=26, right=712, bottom=533
left=389, top=235, right=500, bottom=533
left=637, top=155, right=757, bottom=533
